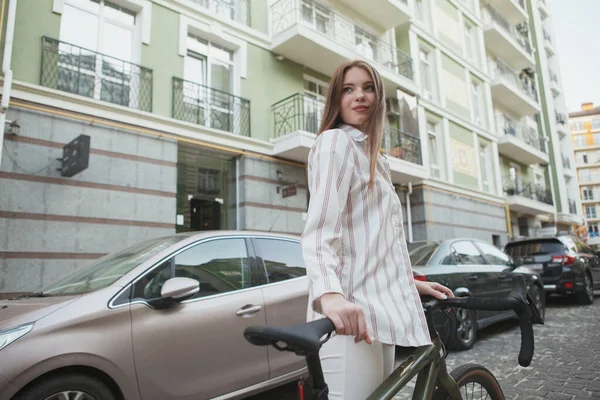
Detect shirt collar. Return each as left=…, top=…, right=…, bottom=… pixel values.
left=339, top=124, right=368, bottom=142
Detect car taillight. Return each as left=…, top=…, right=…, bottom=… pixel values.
left=414, top=273, right=428, bottom=282
left=551, top=255, right=576, bottom=266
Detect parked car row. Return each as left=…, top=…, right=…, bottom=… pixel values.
left=0, top=231, right=596, bottom=400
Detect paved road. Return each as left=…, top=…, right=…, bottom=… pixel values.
left=244, top=294, right=600, bottom=399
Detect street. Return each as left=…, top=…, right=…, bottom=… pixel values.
left=244, top=294, right=600, bottom=399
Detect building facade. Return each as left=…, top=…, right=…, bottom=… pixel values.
left=0, top=0, right=581, bottom=294
left=570, top=103, right=600, bottom=245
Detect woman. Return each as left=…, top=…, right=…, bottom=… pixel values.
left=302, top=60, right=454, bottom=399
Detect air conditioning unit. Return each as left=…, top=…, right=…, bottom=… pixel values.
left=386, top=97, right=400, bottom=115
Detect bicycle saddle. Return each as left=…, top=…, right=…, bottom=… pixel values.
left=244, top=318, right=335, bottom=356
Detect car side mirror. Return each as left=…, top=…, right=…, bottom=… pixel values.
left=150, top=277, right=199, bottom=309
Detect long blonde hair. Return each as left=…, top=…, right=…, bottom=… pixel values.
left=318, top=60, right=386, bottom=189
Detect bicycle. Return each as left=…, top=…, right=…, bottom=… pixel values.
left=243, top=274, right=544, bottom=400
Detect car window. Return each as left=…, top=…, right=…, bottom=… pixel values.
left=132, top=238, right=255, bottom=301
left=505, top=239, right=566, bottom=257
left=407, top=242, right=440, bottom=266
left=476, top=242, right=510, bottom=266
left=450, top=241, right=486, bottom=265
left=253, top=238, right=306, bottom=283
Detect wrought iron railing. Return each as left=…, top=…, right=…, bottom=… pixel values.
left=497, top=114, right=546, bottom=153
left=383, top=126, right=422, bottom=165
left=172, top=77, right=251, bottom=136
left=492, top=58, right=538, bottom=102
left=272, top=93, right=325, bottom=137
left=272, top=93, right=422, bottom=165
left=188, top=0, right=251, bottom=26
left=503, top=178, right=553, bottom=205
left=270, top=0, right=413, bottom=80
left=484, top=5, right=532, bottom=55
left=41, top=36, right=153, bottom=112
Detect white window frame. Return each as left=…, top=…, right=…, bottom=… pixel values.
left=427, top=120, right=442, bottom=179
left=179, top=15, right=247, bottom=97
left=479, top=143, right=492, bottom=193
left=303, top=74, right=328, bottom=133
left=463, top=21, right=476, bottom=64
left=415, top=0, right=430, bottom=28
left=575, top=135, right=586, bottom=147
left=54, top=0, right=151, bottom=45
left=419, top=45, right=435, bottom=101
left=471, top=79, right=483, bottom=127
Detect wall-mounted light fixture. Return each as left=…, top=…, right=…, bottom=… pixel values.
left=4, top=120, right=19, bottom=135
left=276, top=169, right=283, bottom=193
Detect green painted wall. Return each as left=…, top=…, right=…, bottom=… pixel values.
left=442, top=55, right=470, bottom=121
left=141, top=3, right=183, bottom=117
left=242, top=44, right=329, bottom=141
left=251, top=0, right=268, bottom=34
left=12, top=0, right=60, bottom=84
left=449, top=122, right=478, bottom=189
left=395, top=26, right=411, bottom=55
left=436, top=0, right=462, bottom=54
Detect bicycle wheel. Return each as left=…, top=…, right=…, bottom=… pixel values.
left=432, top=363, right=504, bottom=400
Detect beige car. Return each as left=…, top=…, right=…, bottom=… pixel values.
left=0, top=231, right=309, bottom=400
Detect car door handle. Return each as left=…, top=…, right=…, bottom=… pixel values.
left=236, top=304, right=262, bottom=317
left=498, top=274, right=509, bottom=280
left=468, top=275, right=478, bottom=281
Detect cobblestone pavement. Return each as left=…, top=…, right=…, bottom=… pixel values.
left=243, top=294, right=600, bottom=399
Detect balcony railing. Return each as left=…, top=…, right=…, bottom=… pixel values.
left=41, top=36, right=153, bottom=112
left=188, top=0, right=251, bottom=26
left=503, top=178, right=553, bottom=205
left=272, top=93, right=422, bottom=165
left=498, top=114, right=546, bottom=153
left=382, top=126, right=422, bottom=165
left=485, top=5, right=532, bottom=55
left=492, top=59, right=538, bottom=102
left=272, top=93, right=325, bottom=137
left=172, top=77, right=251, bottom=136
left=569, top=199, right=577, bottom=214
left=555, top=111, right=567, bottom=125
left=270, top=0, right=413, bottom=80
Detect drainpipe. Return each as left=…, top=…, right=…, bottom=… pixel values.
left=235, top=156, right=240, bottom=230
left=405, top=182, right=413, bottom=243
left=0, top=0, right=17, bottom=166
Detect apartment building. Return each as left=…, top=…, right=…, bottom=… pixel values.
left=570, top=103, right=600, bottom=245
left=0, top=0, right=581, bottom=294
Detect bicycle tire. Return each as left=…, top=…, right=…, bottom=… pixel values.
left=432, top=363, right=505, bottom=400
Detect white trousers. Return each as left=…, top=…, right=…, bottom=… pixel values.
left=320, top=334, right=395, bottom=400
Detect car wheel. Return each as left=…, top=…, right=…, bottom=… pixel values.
left=576, top=272, right=594, bottom=305
left=451, top=308, right=477, bottom=350
left=13, top=374, right=116, bottom=400
left=528, top=285, right=545, bottom=322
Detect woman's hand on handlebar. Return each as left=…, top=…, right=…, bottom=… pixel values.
left=318, top=293, right=373, bottom=345
left=415, top=281, right=454, bottom=300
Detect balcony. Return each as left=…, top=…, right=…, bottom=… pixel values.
left=270, top=0, right=417, bottom=98
left=188, top=0, right=250, bottom=26
left=555, top=111, right=568, bottom=128
left=271, top=93, right=426, bottom=181
left=497, top=115, right=548, bottom=165
left=482, top=6, right=535, bottom=70
left=480, top=0, right=527, bottom=24
left=503, top=178, right=555, bottom=216
left=172, top=77, right=251, bottom=136
left=569, top=199, right=578, bottom=215
left=339, top=0, right=411, bottom=30
left=549, top=70, right=560, bottom=96
left=40, top=36, right=153, bottom=112
left=539, top=0, right=549, bottom=18
left=543, top=29, right=555, bottom=56
left=490, top=59, right=540, bottom=116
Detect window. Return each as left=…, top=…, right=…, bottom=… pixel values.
left=471, top=80, right=484, bottom=127
left=450, top=241, right=486, bottom=265
left=419, top=48, right=434, bottom=101
left=588, top=223, right=599, bottom=237
left=304, top=76, right=328, bottom=133
left=595, top=133, right=600, bottom=144
left=575, top=135, right=586, bottom=147
left=582, top=187, right=593, bottom=201
left=355, top=26, right=378, bottom=60
left=517, top=217, right=529, bottom=237
left=579, top=169, right=591, bottom=183
left=596, top=151, right=600, bottom=163
left=479, top=143, right=492, bottom=193
left=476, top=242, right=510, bottom=266
left=415, top=0, right=429, bottom=27
left=132, top=238, right=256, bottom=301
left=301, top=0, right=332, bottom=34
left=593, top=119, right=600, bottom=130
left=253, top=239, right=306, bottom=283
left=58, top=0, right=137, bottom=107
left=583, top=153, right=589, bottom=164
left=427, top=120, right=441, bottom=178
left=585, top=205, right=597, bottom=219
left=182, top=34, right=235, bottom=131
left=464, top=22, right=477, bottom=64
left=197, top=168, right=220, bottom=195
left=571, top=121, right=584, bottom=132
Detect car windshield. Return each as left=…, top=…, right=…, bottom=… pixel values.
left=504, top=239, right=565, bottom=258
left=407, top=241, right=440, bottom=266
left=41, top=235, right=189, bottom=296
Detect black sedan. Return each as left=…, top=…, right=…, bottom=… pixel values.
left=407, top=238, right=545, bottom=350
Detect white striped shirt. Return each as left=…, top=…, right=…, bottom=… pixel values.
left=302, top=124, right=431, bottom=347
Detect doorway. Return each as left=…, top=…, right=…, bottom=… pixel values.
left=190, top=198, right=222, bottom=231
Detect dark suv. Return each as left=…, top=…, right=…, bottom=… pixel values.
left=504, top=235, right=600, bottom=304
